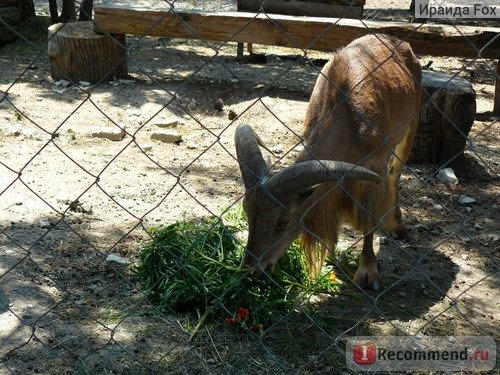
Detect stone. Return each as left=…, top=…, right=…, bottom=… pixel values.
left=436, top=167, right=458, bottom=186
left=39, top=219, right=51, bottom=228
left=270, top=144, right=284, bottom=154
left=154, top=118, right=179, bottom=128
left=106, top=254, right=129, bottom=265
left=151, top=130, right=182, bottom=143
left=458, top=195, right=476, bottom=205
left=89, top=127, right=126, bottom=141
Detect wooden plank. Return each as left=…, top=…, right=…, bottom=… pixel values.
left=94, top=6, right=500, bottom=59
left=237, top=0, right=363, bottom=18
left=237, top=0, right=366, bottom=8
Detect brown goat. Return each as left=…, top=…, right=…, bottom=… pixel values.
left=235, top=34, right=422, bottom=291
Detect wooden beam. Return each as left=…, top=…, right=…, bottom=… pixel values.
left=237, top=0, right=363, bottom=19
left=94, top=5, right=500, bottom=59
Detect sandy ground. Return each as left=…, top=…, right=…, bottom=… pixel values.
left=0, top=1, right=498, bottom=374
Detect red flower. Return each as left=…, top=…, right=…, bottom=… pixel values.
left=236, top=307, right=250, bottom=321
left=251, top=323, right=264, bottom=334
left=225, top=317, right=237, bottom=325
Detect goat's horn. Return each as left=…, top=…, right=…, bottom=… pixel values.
left=263, top=160, right=382, bottom=197
left=234, top=124, right=270, bottom=189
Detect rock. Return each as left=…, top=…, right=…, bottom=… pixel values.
left=436, top=167, right=458, bottom=186
left=54, top=79, right=71, bottom=87
left=266, top=54, right=281, bottom=63
left=39, top=219, right=51, bottom=228
left=106, top=254, right=129, bottom=265
left=270, top=144, right=284, bottom=154
left=227, top=109, right=238, bottom=120
left=213, top=98, right=224, bottom=111
left=154, top=118, right=179, bottom=128
left=458, top=195, right=476, bottom=205
left=89, top=127, right=126, bottom=141
left=474, top=223, right=482, bottom=230
left=151, top=130, right=182, bottom=143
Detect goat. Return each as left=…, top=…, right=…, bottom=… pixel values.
left=235, top=34, right=422, bottom=291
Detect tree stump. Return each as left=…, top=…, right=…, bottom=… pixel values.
left=409, top=70, right=476, bottom=166
left=47, top=21, right=127, bottom=83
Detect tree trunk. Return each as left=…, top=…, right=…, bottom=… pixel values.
left=19, top=0, right=34, bottom=18
left=78, top=0, right=93, bottom=21
left=409, top=70, right=476, bottom=166
left=0, top=6, right=20, bottom=45
left=48, top=0, right=76, bottom=23
left=48, top=0, right=59, bottom=22
left=48, top=21, right=128, bottom=83
left=61, top=0, right=76, bottom=21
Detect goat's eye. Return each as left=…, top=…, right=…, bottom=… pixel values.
left=276, top=220, right=289, bottom=231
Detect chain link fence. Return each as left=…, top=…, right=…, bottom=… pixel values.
left=1, top=0, right=498, bottom=373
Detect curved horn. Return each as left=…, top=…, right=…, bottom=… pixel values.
left=263, top=160, right=382, bottom=197
left=234, top=124, right=270, bottom=189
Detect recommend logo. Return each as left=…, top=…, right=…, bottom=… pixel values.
left=346, top=336, right=496, bottom=372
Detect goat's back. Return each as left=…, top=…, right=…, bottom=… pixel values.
left=302, top=34, right=422, bottom=170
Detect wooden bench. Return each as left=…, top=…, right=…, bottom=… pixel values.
left=235, top=0, right=365, bottom=60
left=93, top=5, right=500, bottom=114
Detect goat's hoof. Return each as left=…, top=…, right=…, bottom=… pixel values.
left=353, top=267, right=381, bottom=291
left=390, top=224, right=407, bottom=239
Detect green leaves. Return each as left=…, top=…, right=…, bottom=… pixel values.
left=135, top=208, right=340, bottom=329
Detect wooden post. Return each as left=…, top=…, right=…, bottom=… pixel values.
left=237, top=42, right=244, bottom=61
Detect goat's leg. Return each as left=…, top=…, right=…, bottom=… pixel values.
left=387, top=121, right=418, bottom=238
left=353, top=233, right=380, bottom=291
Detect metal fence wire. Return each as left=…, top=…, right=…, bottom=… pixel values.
left=0, top=0, right=498, bottom=374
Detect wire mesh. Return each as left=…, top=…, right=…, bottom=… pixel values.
left=0, top=0, right=498, bottom=374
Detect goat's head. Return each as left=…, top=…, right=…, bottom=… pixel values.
left=235, top=123, right=382, bottom=276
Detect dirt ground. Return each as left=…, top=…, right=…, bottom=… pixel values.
left=0, top=1, right=499, bottom=374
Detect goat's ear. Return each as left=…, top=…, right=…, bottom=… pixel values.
left=262, top=153, right=273, bottom=169
left=296, top=186, right=315, bottom=204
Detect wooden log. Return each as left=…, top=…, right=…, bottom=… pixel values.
left=300, top=0, right=365, bottom=5
left=93, top=6, right=500, bottom=59
left=237, top=0, right=363, bottom=18
left=0, top=7, right=20, bottom=45
left=278, top=0, right=365, bottom=5
left=409, top=70, right=476, bottom=165
left=47, top=21, right=127, bottom=83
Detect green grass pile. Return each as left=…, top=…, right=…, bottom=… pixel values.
left=135, top=206, right=340, bottom=331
